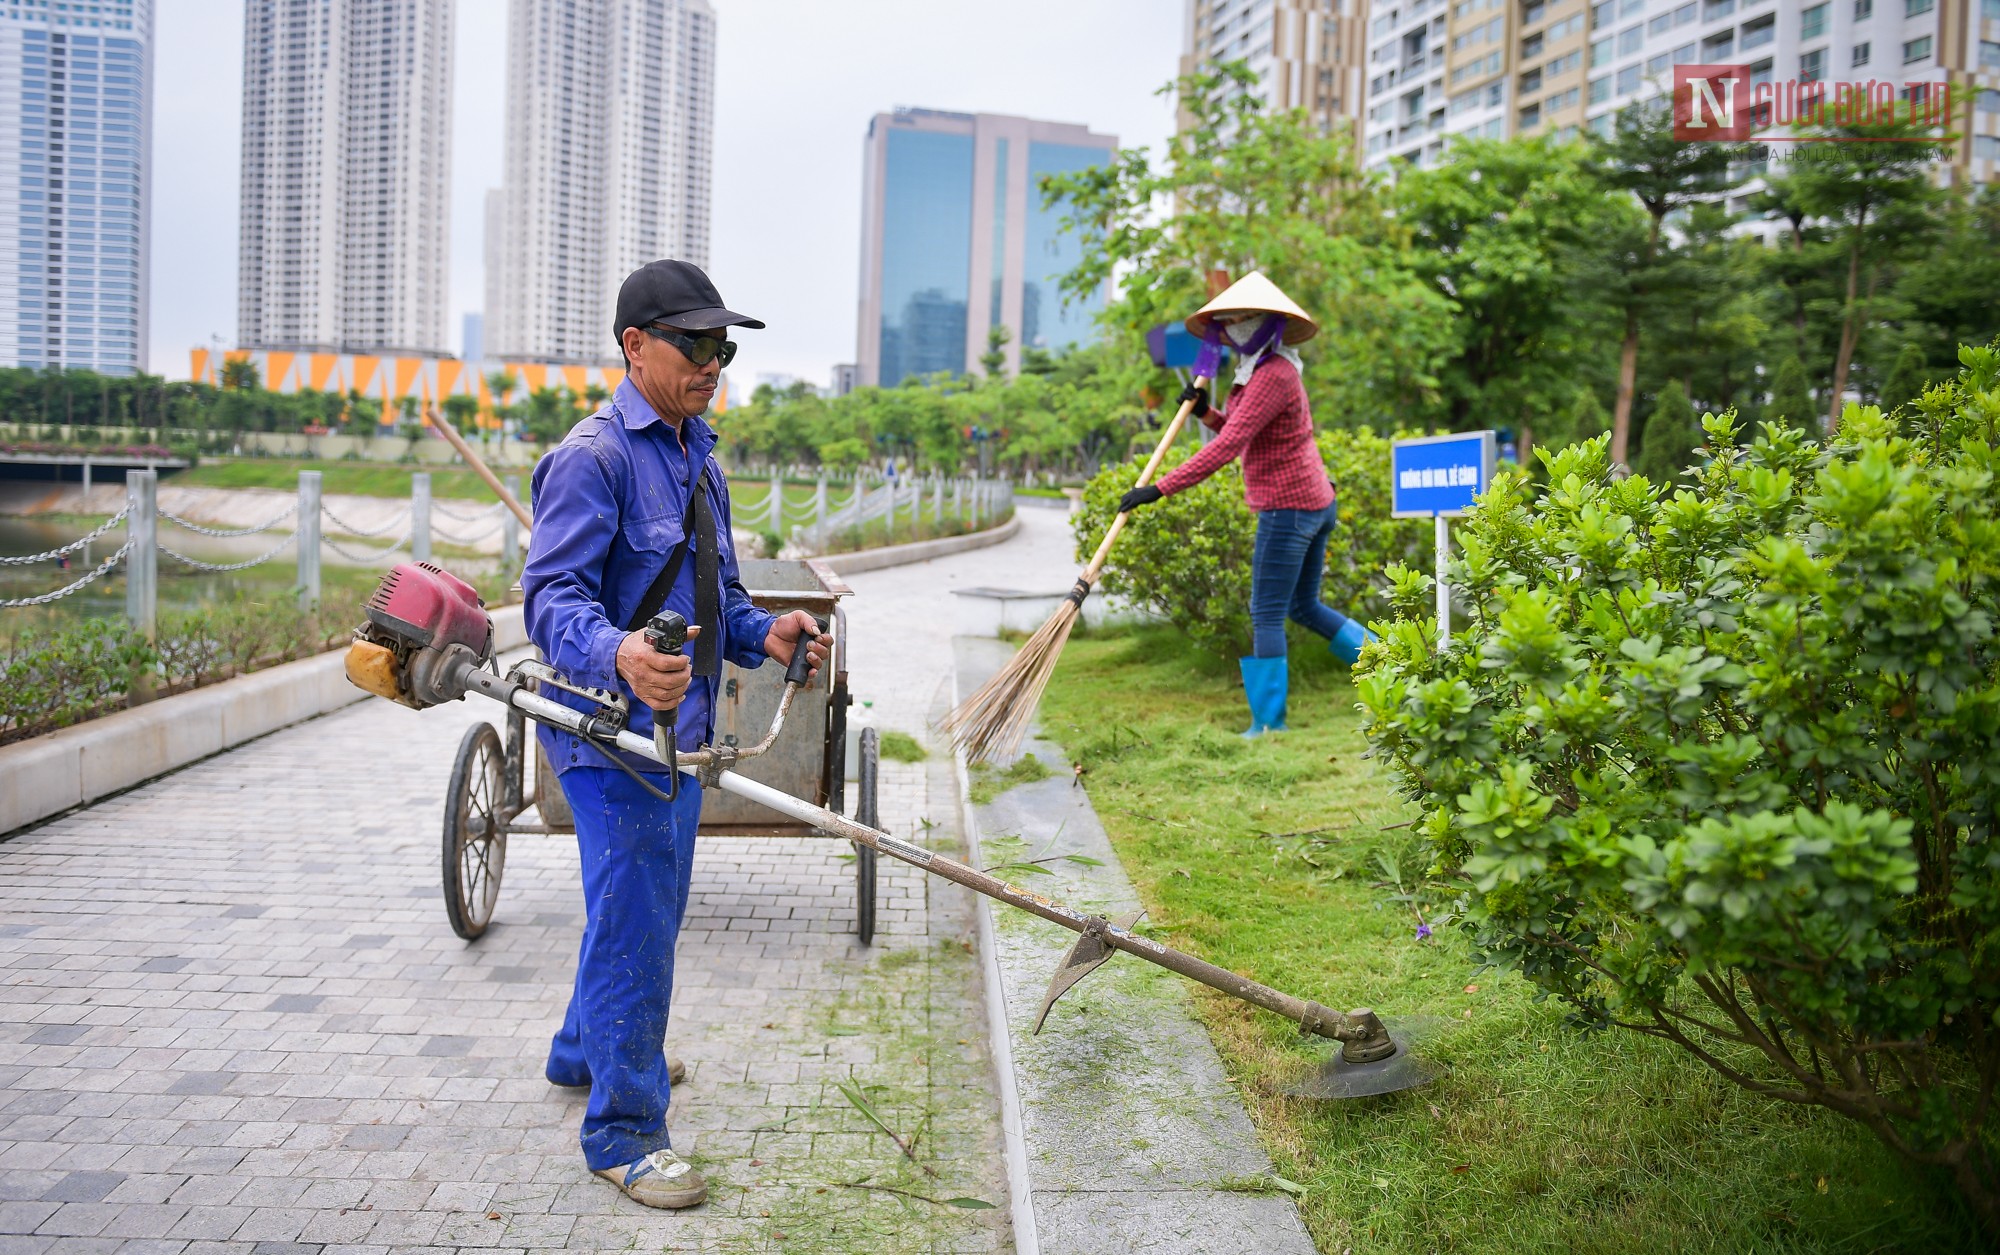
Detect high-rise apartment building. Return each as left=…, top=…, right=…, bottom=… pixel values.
left=1180, top=0, right=1371, bottom=141
left=237, top=0, right=453, bottom=357
left=856, top=109, right=1116, bottom=388
left=0, top=0, right=152, bottom=375
left=1360, top=0, right=1996, bottom=185
left=487, top=0, right=714, bottom=366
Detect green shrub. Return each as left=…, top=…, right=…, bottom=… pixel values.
left=1357, top=344, right=2000, bottom=1231
left=0, top=617, right=153, bottom=742
left=0, top=594, right=363, bottom=745
left=1075, top=427, right=1429, bottom=659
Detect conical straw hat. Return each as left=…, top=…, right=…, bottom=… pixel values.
left=1185, top=271, right=1319, bottom=345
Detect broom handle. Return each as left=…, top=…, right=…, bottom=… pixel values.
left=430, top=411, right=534, bottom=530
left=1081, top=374, right=1211, bottom=583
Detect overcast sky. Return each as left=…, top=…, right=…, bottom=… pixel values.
left=148, top=0, right=1184, bottom=386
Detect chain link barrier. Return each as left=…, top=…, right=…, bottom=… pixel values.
left=0, top=509, right=131, bottom=566
left=432, top=500, right=505, bottom=524
left=159, top=502, right=298, bottom=537
left=158, top=532, right=297, bottom=573
left=429, top=518, right=505, bottom=547
left=319, top=504, right=409, bottom=537
left=0, top=542, right=132, bottom=607
left=322, top=528, right=413, bottom=564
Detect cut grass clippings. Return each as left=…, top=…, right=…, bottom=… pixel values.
left=965, top=752, right=1050, bottom=806
left=1036, top=624, right=1981, bottom=1254
left=877, top=730, right=927, bottom=763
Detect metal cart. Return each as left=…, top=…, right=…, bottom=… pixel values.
left=436, top=558, right=880, bottom=944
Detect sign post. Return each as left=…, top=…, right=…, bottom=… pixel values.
left=1391, top=431, right=1496, bottom=650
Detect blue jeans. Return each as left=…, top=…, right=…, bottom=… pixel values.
left=1250, top=502, right=1351, bottom=658
left=544, top=764, right=702, bottom=1170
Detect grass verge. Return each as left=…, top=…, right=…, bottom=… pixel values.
left=174, top=456, right=521, bottom=501
left=1035, top=623, right=1980, bottom=1254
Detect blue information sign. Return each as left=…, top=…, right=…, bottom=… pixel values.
left=1391, top=431, right=1497, bottom=518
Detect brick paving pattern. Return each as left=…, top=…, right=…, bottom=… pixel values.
left=0, top=507, right=1088, bottom=1254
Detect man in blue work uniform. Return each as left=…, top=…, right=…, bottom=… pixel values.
left=522, top=260, right=828, bottom=1209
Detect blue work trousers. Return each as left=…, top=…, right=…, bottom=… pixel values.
left=1250, top=501, right=1351, bottom=658
left=544, top=764, right=701, bottom=1170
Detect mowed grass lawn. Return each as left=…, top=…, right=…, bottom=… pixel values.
left=1037, top=625, right=1983, bottom=1254
left=173, top=457, right=824, bottom=521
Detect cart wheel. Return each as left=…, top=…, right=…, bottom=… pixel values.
left=443, top=721, right=508, bottom=941
left=853, top=727, right=880, bottom=945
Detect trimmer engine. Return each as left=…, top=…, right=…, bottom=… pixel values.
left=345, top=562, right=493, bottom=709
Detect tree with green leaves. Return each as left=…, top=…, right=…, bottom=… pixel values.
left=1893, top=188, right=2000, bottom=378
left=1878, top=341, right=1931, bottom=413
left=1585, top=98, right=1743, bottom=466
left=1396, top=137, right=1613, bottom=441
left=220, top=358, right=261, bottom=391
left=1042, top=62, right=1452, bottom=430
left=441, top=394, right=483, bottom=446
left=1629, top=379, right=1699, bottom=485
left=1785, top=107, right=1947, bottom=429
left=1766, top=355, right=1816, bottom=428
left=978, top=324, right=1011, bottom=379
left=1642, top=202, right=1767, bottom=422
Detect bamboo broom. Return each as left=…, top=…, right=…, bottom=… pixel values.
left=942, top=377, right=1212, bottom=763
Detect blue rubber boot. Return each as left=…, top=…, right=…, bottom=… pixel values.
left=1238, top=656, right=1289, bottom=738
left=1329, top=617, right=1378, bottom=667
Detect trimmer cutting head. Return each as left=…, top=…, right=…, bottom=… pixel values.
left=1280, top=1015, right=1444, bottom=1100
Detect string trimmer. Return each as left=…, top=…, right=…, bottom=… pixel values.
left=345, top=561, right=1435, bottom=1098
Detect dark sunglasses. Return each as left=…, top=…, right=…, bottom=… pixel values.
left=643, top=324, right=737, bottom=368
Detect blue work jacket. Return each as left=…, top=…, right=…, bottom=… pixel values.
left=523, top=378, right=776, bottom=775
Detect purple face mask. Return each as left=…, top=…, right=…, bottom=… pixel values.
left=1228, top=315, right=1285, bottom=357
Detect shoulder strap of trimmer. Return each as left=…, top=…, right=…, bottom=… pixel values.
left=625, top=461, right=712, bottom=633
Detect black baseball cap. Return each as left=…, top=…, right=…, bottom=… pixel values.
left=614, top=260, right=766, bottom=348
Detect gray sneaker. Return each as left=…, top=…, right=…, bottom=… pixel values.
left=594, top=1147, right=707, bottom=1209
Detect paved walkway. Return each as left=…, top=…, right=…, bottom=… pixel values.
left=0, top=505, right=1081, bottom=1254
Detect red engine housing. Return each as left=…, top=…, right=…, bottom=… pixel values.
left=363, top=562, right=492, bottom=661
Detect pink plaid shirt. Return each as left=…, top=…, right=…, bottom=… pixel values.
left=1156, top=356, right=1334, bottom=513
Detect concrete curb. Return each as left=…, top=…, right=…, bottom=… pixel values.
left=952, top=728, right=1042, bottom=1255
left=950, top=636, right=1316, bottom=1255
left=811, top=513, right=1020, bottom=576
left=0, top=604, right=527, bottom=837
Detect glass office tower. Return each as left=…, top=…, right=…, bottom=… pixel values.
left=0, top=0, right=153, bottom=375
left=857, top=109, right=1117, bottom=388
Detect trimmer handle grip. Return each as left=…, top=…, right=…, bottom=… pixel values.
left=645, top=611, right=688, bottom=660
left=783, top=617, right=823, bottom=687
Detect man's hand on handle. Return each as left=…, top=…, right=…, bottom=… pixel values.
left=1118, top=484, right=1163, bottom=515
left=764, top=610, right=831, bottom=684
left=617, top=625, right=699, bottom=710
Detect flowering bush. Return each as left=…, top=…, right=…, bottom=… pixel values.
left=1357, top=345, right=2000, bottom=1229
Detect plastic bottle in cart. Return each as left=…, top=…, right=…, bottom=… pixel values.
left=844, top=699, right=875, bottom=780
